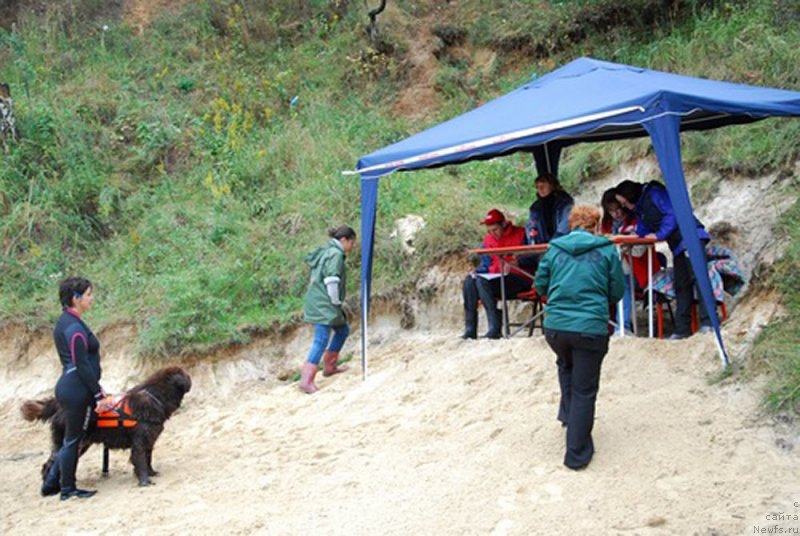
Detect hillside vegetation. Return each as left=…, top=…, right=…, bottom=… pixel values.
left=1, top=0, right=798, bottom=408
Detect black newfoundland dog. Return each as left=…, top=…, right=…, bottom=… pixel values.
left=21, top=366, right=191, bottom=487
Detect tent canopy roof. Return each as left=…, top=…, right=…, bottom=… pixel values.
left=356, top=57, right=800, bottom=178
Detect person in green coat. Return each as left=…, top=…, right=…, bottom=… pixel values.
left=534, top=205, right=625, bottom=470
left=299, top=225, right=356, bottom=394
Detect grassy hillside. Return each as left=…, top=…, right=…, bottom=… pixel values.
left=1, top=0, right=798, bottom=407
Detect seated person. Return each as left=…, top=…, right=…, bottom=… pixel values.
left=526, top=173, right=574, bottom=245
left=463, top=209, right=530, bottom=339
left=600, top=187, right=661, bottom=334
left=521, top=173, right=574, bottom=270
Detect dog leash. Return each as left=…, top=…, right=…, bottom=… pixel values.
left=141, top=388, right=164, bottom=411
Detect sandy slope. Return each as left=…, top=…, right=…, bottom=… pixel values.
left=1, top=314, right=798, bottom=536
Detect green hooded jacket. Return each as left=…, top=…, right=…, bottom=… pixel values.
left=534, top=229, right=625, bottom=335
left=303, top=239, right=347, bottom=326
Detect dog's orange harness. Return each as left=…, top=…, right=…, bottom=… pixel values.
left=95, top=395, right=137, bottom=428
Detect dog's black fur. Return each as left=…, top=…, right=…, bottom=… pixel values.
left=21, top=366, right=191, bottom=487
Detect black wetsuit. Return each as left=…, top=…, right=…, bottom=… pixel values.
left=43, top=309, right=104, bottom=492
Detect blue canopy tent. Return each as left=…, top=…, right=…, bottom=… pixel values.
left=352, top=57, right=800, bottom=376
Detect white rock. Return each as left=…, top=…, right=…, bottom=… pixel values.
left=390, top=214, right=426, bottom=254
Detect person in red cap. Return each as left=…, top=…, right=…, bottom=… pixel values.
left=462, top=209, right=530, bottom=339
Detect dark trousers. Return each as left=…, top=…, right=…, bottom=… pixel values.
left=44, top=374, right=92, bottom=491
left=673, top=245, right=710, bottom=336
left=544, top=329, right=609, bottom=469
left=463, top=274, right=530, bottom=337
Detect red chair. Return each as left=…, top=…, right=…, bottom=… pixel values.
left=691, top=300, right=728, bottom=333
left=503, top=288, right=546, bottom=337
left=653, top=294, right=675, bottom=339
left=652, top=297, right=727, bottom=338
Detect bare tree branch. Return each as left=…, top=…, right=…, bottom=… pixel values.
left=366, top=0, right=387, bottom=42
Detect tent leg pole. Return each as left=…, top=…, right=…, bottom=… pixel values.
left=648, top=246, right=654, bottom=338
left=361, top=319, right=368, bottom=381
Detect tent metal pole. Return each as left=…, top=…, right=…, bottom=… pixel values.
left=648, top=246, right=654, bottom=338
left=629, top=254, right=637, bottom=335
left=360, top=177, right=380, bottom=381
left=361, top=315, right=368, bottom=381
left=616, top=244, right=625, bottom=336
left=544, top=142, right=551, bottom=173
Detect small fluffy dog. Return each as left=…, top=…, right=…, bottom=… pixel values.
left=21, top=366, right=191, bottom=487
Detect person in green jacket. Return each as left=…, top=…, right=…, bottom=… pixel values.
left=534, top=205, right=625, bottom=470
left=299, top=225, right=356, bottom=394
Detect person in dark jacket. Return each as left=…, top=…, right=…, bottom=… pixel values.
left=600, top=187, right=662, bottom=335
left=299, top=225, right=356, bottom=394
left=41, top=277, right=112, bottom=500
left=463, top=208, right=530, bottom=339
left=615, top=180, right=711, bottom=339
left=535, top=206, right=625, bottom=470
left=526, top=173, right=574, bottom=245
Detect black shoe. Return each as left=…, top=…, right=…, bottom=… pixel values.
left=40, top=482, right=60, bottom=497
left=565, top=462, right=588, bottom=471
left=483, top=330, right=502, bottom=340
left=461, top=332, right=477, bottom=340
left=60, top=488, right=97, bottom=501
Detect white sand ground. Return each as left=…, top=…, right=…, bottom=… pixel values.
left=1, top=293, right=798, bottom=536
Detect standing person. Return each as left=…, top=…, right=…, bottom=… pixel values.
left=526, top=173, right=574, bottom=245
left=41, top=277, right=110, bottom=500
left=615, top=180, right=711, bottom=339
left=600, top=187, right=661, bottom=334
left=299, top=225, right=356, bottom=394
left=462, top=209, right=529, bottom=339
left=534, top=206, right=625, bottom=470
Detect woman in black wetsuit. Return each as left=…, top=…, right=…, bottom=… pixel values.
left=41, top=277, right=108, bottom=500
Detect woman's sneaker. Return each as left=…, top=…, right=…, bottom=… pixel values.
left=60, top=488, right=97, bottom=501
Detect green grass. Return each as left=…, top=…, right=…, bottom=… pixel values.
left=0, top=0, right=798, bottom=409
left=751, top=195, right=800, bottom=413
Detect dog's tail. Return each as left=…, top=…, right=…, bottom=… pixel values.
left=20, top=398, right=59, bottom=423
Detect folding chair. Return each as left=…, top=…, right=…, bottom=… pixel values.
left=503, top=288, right=546, bottom=337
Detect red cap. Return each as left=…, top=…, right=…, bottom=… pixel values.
left=481, top=208, right=505, bottom=225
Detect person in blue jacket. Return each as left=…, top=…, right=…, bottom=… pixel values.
left=615, top=180, right=711, bottom=339
left=41, top=277, right=111, bottom=500
left=526, top=173, right=574, bottom=245
left=534, top=206, right=625, bottom=470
